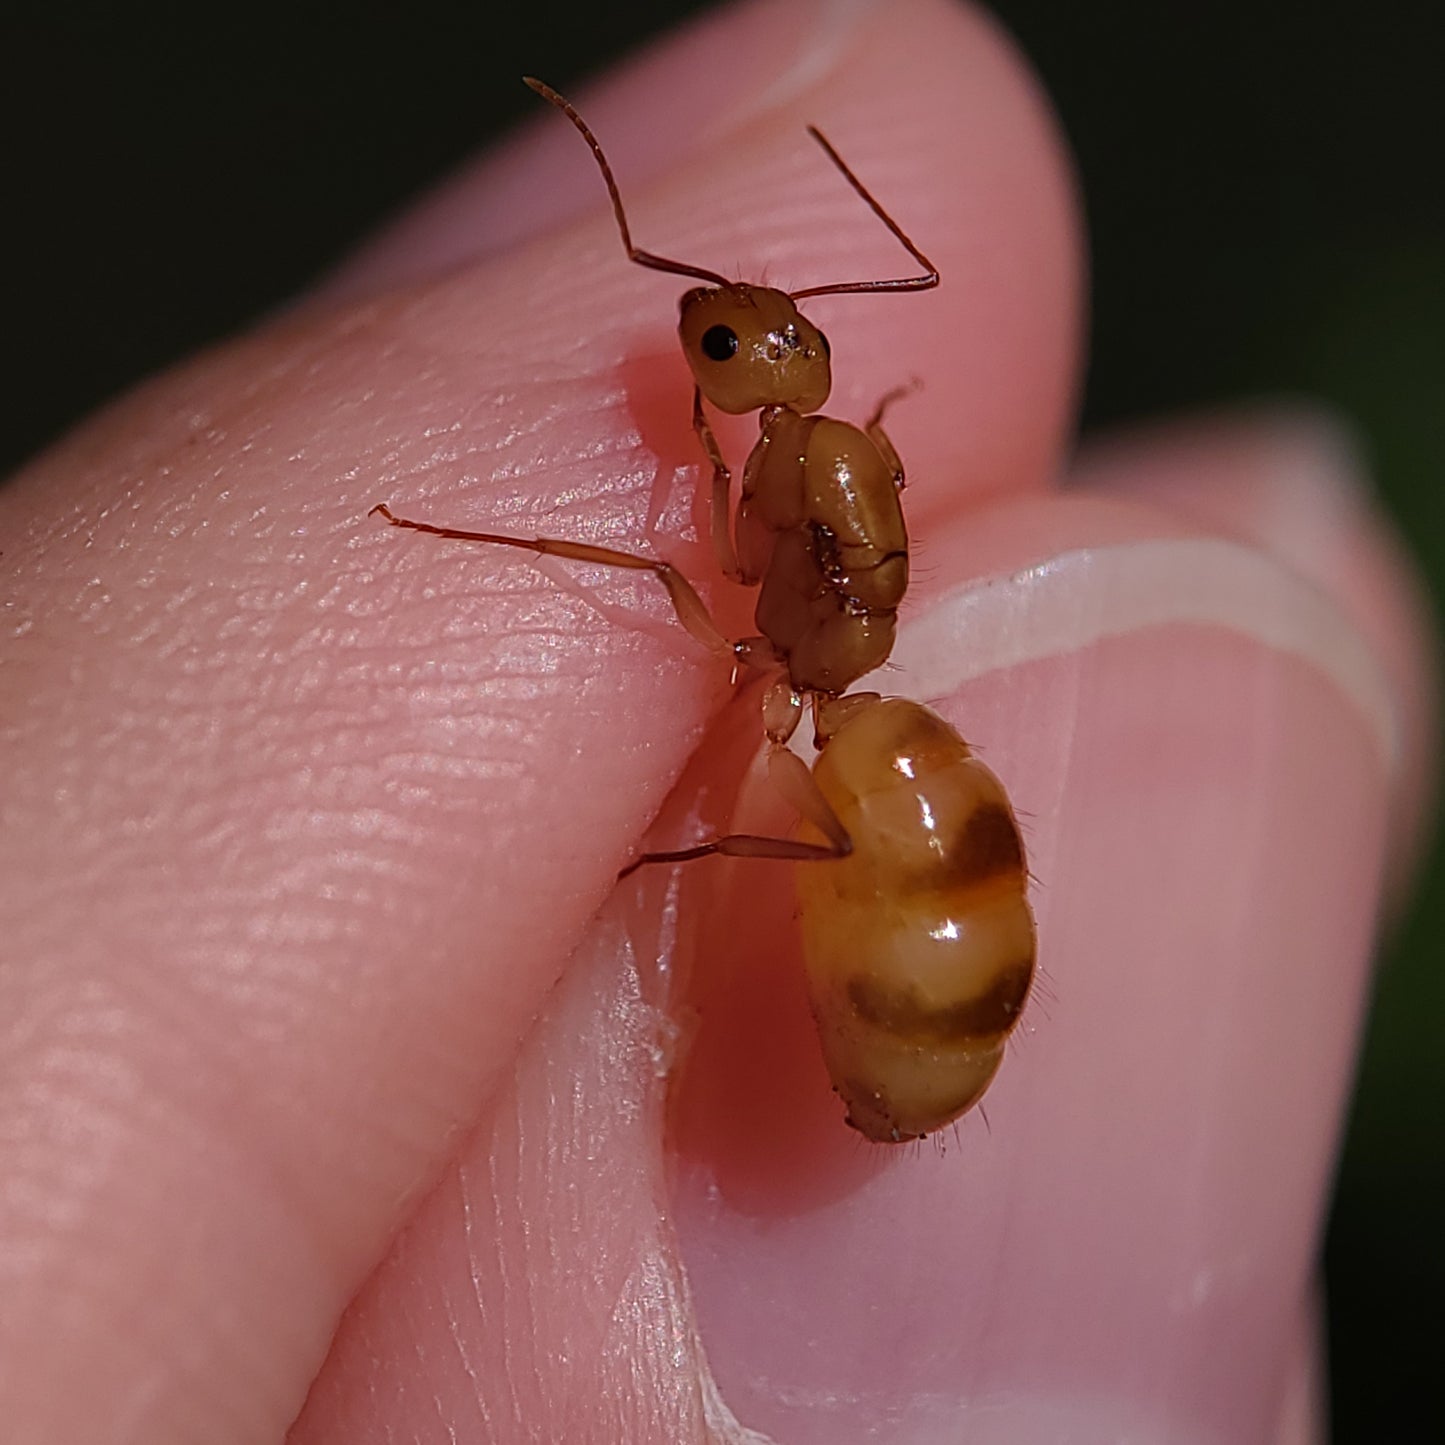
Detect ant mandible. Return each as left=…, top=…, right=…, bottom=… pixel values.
left=373, top=78, right=1035, bottom=1143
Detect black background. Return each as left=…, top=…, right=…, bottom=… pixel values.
left=3, top=2, right=1440, bottom=1437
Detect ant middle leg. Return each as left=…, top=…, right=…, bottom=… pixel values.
left=691, top=386, right=743, bottom=582
left=865, top=383, right=918, bottom=490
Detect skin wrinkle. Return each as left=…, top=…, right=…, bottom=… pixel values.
left=2, top=1035, right=322, bottom=1433
left=454, top=1184, right=492, bottom=1438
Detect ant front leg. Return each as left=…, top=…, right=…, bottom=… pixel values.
left=692, top=387, right=743, bottom=582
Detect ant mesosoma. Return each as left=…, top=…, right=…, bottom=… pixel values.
left=373, top=78, right=1035, bottom=1142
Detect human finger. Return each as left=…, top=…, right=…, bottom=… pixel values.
left=291, top=406, right=1429, bottom=1445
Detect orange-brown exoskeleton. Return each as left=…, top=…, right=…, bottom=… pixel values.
left=372, top=79, right=1035, bottom=1142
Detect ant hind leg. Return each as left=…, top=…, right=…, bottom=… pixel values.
left=619, top=742, right=851, bottom=879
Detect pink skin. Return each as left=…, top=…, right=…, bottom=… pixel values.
left=0, top=2, right=1433, bottom=1443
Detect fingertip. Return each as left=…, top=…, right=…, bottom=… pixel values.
left=321, top=0, right=1083, bottom=504
left=1073, top=404, right=1439, bottom=903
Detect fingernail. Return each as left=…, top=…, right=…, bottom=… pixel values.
left=321, top=0, right=879, bottom=299
left=668, top=531, right=1389, bottom=1444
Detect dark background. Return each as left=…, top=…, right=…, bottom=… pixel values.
left=3, top=1, right=1439, bottom=1436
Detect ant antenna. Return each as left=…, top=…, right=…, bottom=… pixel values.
left=524, top=78, right=937, bottom=302
left=788, top=127, right=939, bottom=300
left=524, top=77, right=732, bottom=289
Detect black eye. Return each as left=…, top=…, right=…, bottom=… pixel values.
left=701, top=324, right=739, bottom=362
left=817, top=329, right=831, bottom=358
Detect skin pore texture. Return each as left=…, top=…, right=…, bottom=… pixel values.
left=0, top=2, right=1435, bottom=1443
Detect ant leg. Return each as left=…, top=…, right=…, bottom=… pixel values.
left=619, top=744, right=851, bottom=878
left=767, top=744, right=850, bottom=851
left=761, top=674, right=804, bottom=744
left=692, top=387, right=742, bottom=581
left=371, top=503, right=731, bottom=659
left=865, top=384, right=915, bottom=490
left=813, top=690, right=881, bottom=745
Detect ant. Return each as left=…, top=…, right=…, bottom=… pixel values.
left=373, top=78, right=1035, bottom=1143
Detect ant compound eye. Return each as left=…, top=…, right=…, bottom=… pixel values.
left=701, top=324, right=740, bottom=362
left=817, top=329, right=831, bottom=359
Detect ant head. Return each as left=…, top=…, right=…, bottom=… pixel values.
left=523, top=77, right=936, bottom=415
left=678, top=284, right=832, bottom=415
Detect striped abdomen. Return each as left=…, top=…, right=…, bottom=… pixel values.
left=794, top=698, right=1035, bottom=1142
